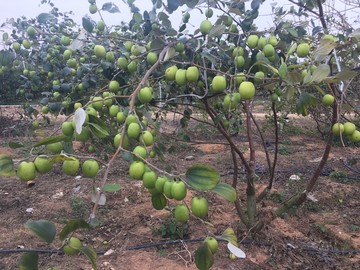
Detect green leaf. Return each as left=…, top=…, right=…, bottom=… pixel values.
left=88, top=114, right=110, bottom=138
left=163, top=47, right=176, bottom=62
left=278, top=63, right=288, bottom=80
left=133, top=12, right=142, bottom=23
left=185, top=0, right=199, bottom=8
left=296, top=92, right=317, bottom=116
left=220, top=227, right=238, bottom=246
left=32, top=135, right=68, bottom=148
left=194, top=243, right=214, bottom=270
left=37, top=13, right=57, bottom=24
left=185, top=164, right=220, bottom=191
left=80, top=246, right=97, bottom=270
left=287, top=42, right=297, bottom=58
left=314, top=39, right=336, bottom=62
left=211, top=183, right=237, bottom=202
left=59, top=219, right=90, bottom=241
left=209, top=24, right=225, bottom=38
left=0, top=50, right=15, bottom=66
left=102, top=2, right=120, bottom=13
left=312, top=64, right=330, bottom=83
left=0, top=154, right=15, bottom=176
left=287, top=28, right=298, bottom=37
left=88, top=123, right=109, bottom=138
left=102, top=183, right=121, bottom=192
left=19, top=252, right=38, bottom=270
left=82, top=17, right=94, bottom=33
left=335, top=70, right=358, bottom=81
left=25, top=220, right=56, bottom=244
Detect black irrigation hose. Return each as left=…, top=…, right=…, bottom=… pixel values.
left=1, top=238, right=360, bottom=256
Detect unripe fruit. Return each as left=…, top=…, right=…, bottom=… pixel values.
left=235, top=55, right=245, bottom=68
left=239, top=81, right=256, bottom=100
left=263, top=44, right=275, bottom=57
left=254, top=71, right=265, bottom=84
left=60, top=35, right=70, bottom=46
left=127, top=122, right=141, bottom=139
left=139, top=131, right=154, bottom=146
left=165, top=65, right=178, bottom=81
left=234, top=73, right=246, bottom=86
left=109, top=105, right=120, bottom=117
left=146, top=52, right=158, bottom=65
left=132, top=146, right=147, bottom=159
left=94, top=45, right=106, bottom=58
left=151, top=193, right=167, bottom=210
left=62, top=157, right=80, bottom=176
left=322, top=94, right=334, bottom=106
left=171, top=181, right=187, bottom=201
left=97, top=21, right=105, bottom=31
left=174, top=204, right=190, bottom=223
left=296, top=43, right=310, bottom=58
left=212, top=75, right=226, bottom=93
left=12, top=42, right=21, bottom=52
left=63, top=237, right=82, bottom=256
left=332, top=123, right=344, bottom=135
left=205, top=8, right=213, bottom=18
left=186, top=66, right=200, bottom=82
left=105, top=51, right=114, bottom=62
left=129, top=161, right=145, bottom=180
left=343, top=122, right=356, bottom=136
left=163, top=179, right=174, bottom=199
left=155, top=176, right=167, bottom=193
left=224, top=16, right=233, bottom=27
left=74, top=128, right=91, bottom=142
left=204, top=237, right=218, bottom=254
left=47, top=142, right=63, bottom=154
left=268, top=35, right=278, bottom=46
left=349, top=130, right=360, bottom=142
left=175, top=69, right=187, bottom=86
left=191, top=197, right=209, bottom=218
left=143, top=170, right=157, bottom=189
left=200, top=20, right=212, bottom=34
left=22, top=39, right=31, bottom=49
left=116, top=111, right=126, bottom=124
left=109, top=80, right=120, bottom=93
left=63, top=49, right=72, bottom=60
left=17, top=161, right=36, bottom=181
left=124, top=41, right=133, bottom=52
left=82, top=159, right=99, bottom=178
left=89, top=4, right=98, bottom=14
left=117, top=57, right=128, bottom=69
left=62, top=121, right=74, bottom=136
left=138, top=87, right=153, bottom=104
left=127, top=61, right=137, bottom=72
left=92, top=96, right=103, bottom=110
left=114, top=133, right=130, bottom=149
left=247, top=35, right=259, bottom=49
left=175, top=42, right=185, bottom=53
left=257, top=37, right=268, bottom=50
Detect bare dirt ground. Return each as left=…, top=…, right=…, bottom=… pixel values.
left=0, top=106, right=359, bottom=270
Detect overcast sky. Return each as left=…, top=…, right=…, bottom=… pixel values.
left=0, top=0, right=280, bottom=31
left=0, top=0, right=358, bottom=33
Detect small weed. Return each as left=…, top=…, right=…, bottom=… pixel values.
left=153, top=218, right=189, bottom=240
left=350, top=224, right=359, bottom=232
left=278, top=144, right=290, bottom=155
left=313, top=223, right=329, bottom=234
left=304, top=200, right=320, bottom=212
left=70, top=196, right=87, bottom=217
left=329, top=171, right=352, bottom=183
left=268, top=191, right=287, bottom=203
